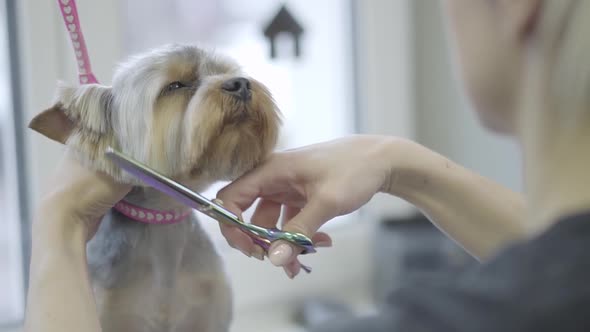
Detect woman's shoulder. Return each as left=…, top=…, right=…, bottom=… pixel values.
left=383, top=211, right=590, bottom=331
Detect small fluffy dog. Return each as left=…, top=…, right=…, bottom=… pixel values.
left=29, top=44, right=281, bottom=332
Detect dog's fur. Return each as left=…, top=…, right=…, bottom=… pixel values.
left=29, top=44, right=281, bottom=332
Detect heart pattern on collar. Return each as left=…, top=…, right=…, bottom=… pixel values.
left=57, top=0, right=98, bottom=85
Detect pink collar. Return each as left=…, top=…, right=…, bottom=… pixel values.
left=113, top=200, right=192, bottom=224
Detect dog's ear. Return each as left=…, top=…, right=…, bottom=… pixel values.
left=29, top=83, right=113, bottom=144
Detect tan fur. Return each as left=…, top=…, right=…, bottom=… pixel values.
left=29, top=44, right=281, bottom=332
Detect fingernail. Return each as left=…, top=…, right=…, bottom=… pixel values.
left=315, top=241, right=332, bottom=248
left=252, top=246, right=265, bottom=261
left=270, top=243, right=293, bottom=266
left=283, top=266, right=294, bottom=279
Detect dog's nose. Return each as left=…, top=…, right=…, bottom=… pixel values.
left=221, top=77, right=252, bottom=101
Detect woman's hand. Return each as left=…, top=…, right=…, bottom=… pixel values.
left=33, top=154, right=132, bottom=242
left=217, top=135, right=402, bottom=278
left=218, top=134, right=528, bottom=278
left=25, top=154, right=132, bottom=332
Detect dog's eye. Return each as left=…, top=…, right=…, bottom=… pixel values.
left=165, top=81, right=187, bottom=92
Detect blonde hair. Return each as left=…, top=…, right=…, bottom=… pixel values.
left=537, top=0, right=590, bottom=123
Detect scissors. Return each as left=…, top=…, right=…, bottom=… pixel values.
left=105, top=147, right=316, bottom=272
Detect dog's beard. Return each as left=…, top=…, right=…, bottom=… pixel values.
left=180, top=79, right=280, bottom=181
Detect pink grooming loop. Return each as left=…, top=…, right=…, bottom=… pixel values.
left=56, top=1, right=192, bottom=225
left=57, top=0, right=98, bottom=85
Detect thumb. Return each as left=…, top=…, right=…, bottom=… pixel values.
left=268, top=199, right=334, bottom=266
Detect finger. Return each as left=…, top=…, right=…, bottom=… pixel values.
left=244, top=199, right=282, bottom=259
left=281, top=205, right=300, bottom=228
left=283, top=208, right=333, bottom=246
left=215, top=176, right=265, bottom=257
left=312, top=232, right=333, bottom=248
left=219, top=223, right=255, bottom=257
left=283, top=198, right=337, bottom=237
left=269, top=205, right=301, bottom=267
left=281, top=236, right=329, bottom=278
left=268, top=233, right=333, bottom=267
left=251, top=199, right=282, bottom=229
left=94, top=171, right=133, bottom=202
left=216, top=155, right=288, bottom=215
left=283, top=259, right=301, bottom=279
left=59, top=154, right=132, bottom=201
left=268, top=199, right=335, bottom=266
left=50, top=156, right=132, bottom=222
left=219, top=198, right=282, bottom=258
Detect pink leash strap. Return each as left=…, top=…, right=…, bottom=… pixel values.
left=56, top=1, right=189, bottom=225
left=57, top=0, right=98, bottom=85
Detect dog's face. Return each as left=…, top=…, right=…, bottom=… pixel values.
left=30, top=44, right=281, bottom=184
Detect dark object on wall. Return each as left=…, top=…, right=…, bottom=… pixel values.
left=263, top=5, right=304, bottom=59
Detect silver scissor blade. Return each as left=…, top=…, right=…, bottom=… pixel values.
left=104, top=147, right=315, bottom=257
left=105, top=148, right=254, bottom=229
left=105, top=147, right=211, bottom=212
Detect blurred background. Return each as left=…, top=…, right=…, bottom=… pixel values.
left=0, top=0, right=522, bottom=331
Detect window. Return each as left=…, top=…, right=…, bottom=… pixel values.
left=122, top=0, right=358, bottom=251
left=0, top=0, right=25, bottom=326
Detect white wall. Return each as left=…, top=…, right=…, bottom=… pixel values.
left=354, top=0, right=417, bottom=222
left=412, top=1, right=523, bottom=192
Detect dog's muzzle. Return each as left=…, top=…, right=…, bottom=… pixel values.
left=221, top=77, right=252, bottom=101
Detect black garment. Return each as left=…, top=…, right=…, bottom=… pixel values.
left=312, top=212, right=590, bottom=332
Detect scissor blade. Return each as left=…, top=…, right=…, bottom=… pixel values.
left=105, top=147, right=210, bottom=211
left=105, top=147, right=315, bottom=257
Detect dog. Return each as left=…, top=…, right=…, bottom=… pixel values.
left=28, top=43, right=281, bottom=332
